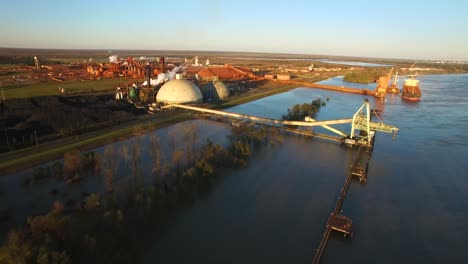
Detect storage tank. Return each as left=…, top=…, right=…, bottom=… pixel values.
left=156, top=79, right=202, bottom=104
left=129, top=87, right=138, bottom=100
left=202, top=80, right=230, bottom=100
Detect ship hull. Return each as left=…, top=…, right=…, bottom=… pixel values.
left=401, top=95, right=421, bottom=101
left=401, top=84, right=421, bottom=102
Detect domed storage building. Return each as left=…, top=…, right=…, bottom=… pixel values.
left=202, top=80, right=230, bottom=101
left=156, top=79, right=203, bottom=104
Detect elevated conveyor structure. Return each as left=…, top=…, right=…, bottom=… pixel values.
left=162, top=101, right=398, bottom=147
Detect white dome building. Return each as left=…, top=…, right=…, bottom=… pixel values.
left=156, top=79, right=203, bottom=104
left=202, top=81, right=230, bottom=100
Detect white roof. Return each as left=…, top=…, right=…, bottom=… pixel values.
left=156, top=79, right=203, bottom=104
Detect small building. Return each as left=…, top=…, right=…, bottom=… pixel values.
left=277, top=74, right=291, bottom=81
left=264, top=74, right=276, bottom=80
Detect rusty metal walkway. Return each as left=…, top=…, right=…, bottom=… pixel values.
left=312, top=144, right=368, bottom=264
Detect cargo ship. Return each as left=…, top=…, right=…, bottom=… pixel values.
left=401, top=74, right=421, bottom=101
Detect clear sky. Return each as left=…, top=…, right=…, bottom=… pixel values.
left=1, top=0, right=467, bottom=60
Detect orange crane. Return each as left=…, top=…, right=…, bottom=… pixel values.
left=374, top=67, right=393, bottom=99
left=387, top=71, right=399, bottom=94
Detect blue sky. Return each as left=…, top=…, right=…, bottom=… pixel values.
left=1, top=0, right=467, bottom=60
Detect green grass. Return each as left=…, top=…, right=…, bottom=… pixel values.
left=3, top=78, right=127, bottom=99
left=0, top=113, right=188, bottom=174
left=343, top=68, right=389, bottom=84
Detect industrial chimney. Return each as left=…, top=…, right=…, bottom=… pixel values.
left=160, top=57, right=165, bottom=73
left=145, top=63, right=152, bottom=88
left=34, top=56, right=39, bottom=70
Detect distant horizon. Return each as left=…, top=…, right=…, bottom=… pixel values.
left=1, top=46, right=465, bottom=63
left=2, top=0, right=467, bottom=62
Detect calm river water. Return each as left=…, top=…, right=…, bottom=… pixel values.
left=144, top=74, right=468, bottom=263
left=1, top=74, right=467, bottom=263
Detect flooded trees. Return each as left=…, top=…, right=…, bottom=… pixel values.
left=63, top=149, right=82, bottom=183
left=3, top=122, right=286, bottom=263
left=182, top=124, right=198, bottom=163
left=102, top=146, right=117, bottom=192
left=149, top=134, right=161, bottom=177
left=282, top=98, right=325, bottom=121
left=130, top=138, right=143, bottom=189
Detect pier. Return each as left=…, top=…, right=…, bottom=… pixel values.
left=312, top=130, right=377, bottom=264
left=312, top=145, right=369, bottom=264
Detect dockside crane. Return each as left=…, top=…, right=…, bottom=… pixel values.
left=374, top=67, right=394, bottom=99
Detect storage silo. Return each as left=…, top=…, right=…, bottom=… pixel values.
left=202, top=80, right=230, bottom=100
left=156, top=79, right=203, bottom=104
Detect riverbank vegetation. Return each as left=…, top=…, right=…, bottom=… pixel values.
left=1, top=125, right=283, bottom=263
left=343, top=68, right=389, bottom=84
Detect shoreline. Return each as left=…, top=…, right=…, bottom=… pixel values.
left=4, top=70, right=434, bottom=175
left=0, top=82, right=302, bottom=176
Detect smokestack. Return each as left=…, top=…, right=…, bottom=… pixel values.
left=34, top=56, right=39, bottom=70
left=160, top=57, right=165, bottom=73
left=145, top=63, right=152, bottom=88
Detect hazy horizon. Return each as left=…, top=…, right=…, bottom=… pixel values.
left=2, top=0, right=467, bottom=61
left=1, top=47, right=465, bottom=63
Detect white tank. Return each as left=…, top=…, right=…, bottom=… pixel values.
left=202, top=81, right=230, bottom=100
left=156, top=79, right=203, bottom=104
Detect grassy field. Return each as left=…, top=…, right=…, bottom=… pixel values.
left=0, top=113, right=189, bottom=174
left=2, top=78, right=127, bottom=99
left=0, top=77, right=320, bottom=174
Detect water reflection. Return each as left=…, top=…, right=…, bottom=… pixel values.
left=146, top=74, right=468, bottom=263
left=0, top=120, right=231, bottom=241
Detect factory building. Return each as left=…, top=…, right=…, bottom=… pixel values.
left=202, top=80, right=230, bottom=100
left=264, top=74, right=276, bottom=80
left=197, top=64, right=254, bottom=81
left=156, top=79, right=203, bottom=104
